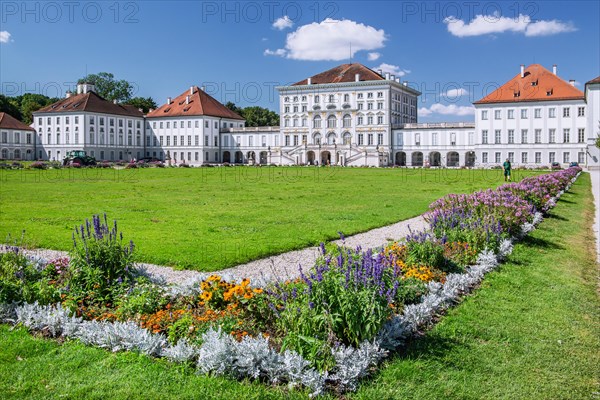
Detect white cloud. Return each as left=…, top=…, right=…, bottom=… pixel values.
left=444, top=14, right=576, bottom=38
left=525, top=20, right=577, bottom=36
left=261, top=37, right=268, bottom=41
left=264, top=48, right=287, bottom=57
left=443, top=88, right=469, bottom=97
left=273, top=16, right=294, bottom=30
left=367, top=52, right=381, bottom=61
left=268, top=18, right=386, bottom=61
left=419, top=103, right=475, bottom=117
left=372, top=63, right=410, bottom=77
left=0, top=31, right=11, bottom=43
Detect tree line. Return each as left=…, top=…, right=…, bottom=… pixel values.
left=0, top=72, right=279, bottom=127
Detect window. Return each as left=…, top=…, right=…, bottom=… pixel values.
left=195, top=121, right=199, bottom=128
left=328, top=94, right=334, bottom=103
left=521, top=129, right=528, bottom=144
left=14, top=132, right=20, bottom=144
left=495, top=152, right=501, bottom=163
left=481, top=110, right=488, bottom=120
left=481, top=130, right=488, bottom=144
left=313, top=115, right=321, bottom=128
left=327, top=115, right=336, bottom=128
left=508, top=130, right=514, bottom=144
left=188, top=136, right=192, bottom=146
left=358, top=103, right=363, bottom=110
left=535, top=152, right=541, bottom=164
left=563, top=152, right=570, bottom=163
left=357, top=116, right=363, bottom=125
left=261, top=135, right=267, bottom=146
left=358, top=134, right=364, bottom=145
left=284, top=106, right=289, bottom=113
left=38, top=118, right=42, bottom=125
left=563, top=129, right=570, bottom=143
left=549, top=129, right=556, bottom=143
left=1, top=131, right=7, bottom=143
left=521, top=109, right=528, bottom=119
left=563, top=107, right=570, bottom=117
left=377, top=92, right=383, bottom=98
left=367, top=103, right=373, bottom=110
left=521, top=152, right=528, bottom=163
left=195, top=135, right=199, bottom=146
left=549, top=108, right=555, bottom=118
left=314, top=95, right=320, bottom=103
left=284, top=135, right=290, bottom=146
left=26, top=133, right=32, bottom=144
left=468, top=132, right=474, bottom=145
left=343, top=114, right=351, bottom=128
left=578, top=152, right=585, bottom=164
left=415, top=133, right=421, bottom=146
left=166, top=122, right=170, bottom=129
left=89, top=116, right=94, bottom=125
left=495, top=130, right=501, bottom=144
left=248, top=136, right=253, bottom=147
left=494, top=110, right=501, bottom=120
left=377, top=116, right=383, bottom=125
left=482, top=152, right=488, bottom=163
left=377, top=133, right=383, bottom=145
left=214, top=136, right=218, bottom=147
left=535, top=129, right=541, bottom=144
left=534, top=108, right=541, bottom=118
left=357, top=93, right=363, bottom=99
left=432, top=132, right=438, bottom=146
left=368, top=134, right=374, bottom=145
left=549, top=152, right=556, bottom=163
left=367, top=92, right=373, bottom=98
left=344, top=94, right=349, bottom=102
left=450, top=133, right=456, bottom=146
left=204, top=136, right=209, bottom=146
left=578, top=128, right=585, bottom=143
left=508, top=152, right=514, bottom=162
left=578, top=107, right=585, bottom=117
left=293, top=135, right=298, bottom=146
left=173, top=136, right=177, bottom=146
left=507, top=109, right=514, bottom=119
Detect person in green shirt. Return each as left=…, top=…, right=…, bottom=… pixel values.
left=503, top=158, right=512, bottom=182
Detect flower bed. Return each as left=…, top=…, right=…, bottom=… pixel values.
left=0, top=167, right=582, bottom=396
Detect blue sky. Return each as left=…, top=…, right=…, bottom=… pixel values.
left=1, top=0, right=598, bottom=121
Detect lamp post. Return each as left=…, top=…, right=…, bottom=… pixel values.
left=268, top=145, right=271, bottom=165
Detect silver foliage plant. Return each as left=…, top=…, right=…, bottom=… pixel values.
left=0, top=176, right=576, bottom=396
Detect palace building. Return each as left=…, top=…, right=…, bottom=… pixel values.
left=0, top=112, right=37, bottom=160
left=3, top=63, right=598, bottom=169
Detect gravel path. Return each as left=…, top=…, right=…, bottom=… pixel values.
left=2, top=215, right=428, bottom=286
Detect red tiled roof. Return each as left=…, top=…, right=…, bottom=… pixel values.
left=146, top=86, right=244, bottom=120
left=586, top=76, right=600, bottom=85
left=34, top=91, right=143, bottom=117
left=474, top=64, right=585, bottom=104
left=292, top=63, right=385, bottom=86
left=0, top=112, right=36, bottom=131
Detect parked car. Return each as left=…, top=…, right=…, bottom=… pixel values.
left=569, top=162, right=579, bottom=167
left=551, top=162, right=562, bottom=170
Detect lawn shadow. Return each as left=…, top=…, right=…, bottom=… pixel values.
left=391, top=330, right=466, bottom=362
left=546, top=212, right=568, bottom=221
left=558, top=198, right=575, bottom=204
left=521, top=235, right=565, bottom=250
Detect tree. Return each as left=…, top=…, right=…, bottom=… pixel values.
left=78, top=72, right=134, bottom=102
left=224, top=102, right=279, bottom=127
left=17, top=94, right=59, bottom=124
left=0, top=94, right=21, bottom=120
left=125, top=97, right=158, bottom=113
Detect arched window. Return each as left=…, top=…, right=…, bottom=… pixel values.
left=343, top=114, right=351, bottom=128
left=313, top=115, right=321, bottom=128
left=343, top=132, right=352, bottom=145
left=1, top=149, right=8, bottom=159
left=313, top=132, right=321, bottom=145
left=326, top=132, right=336, bottom=144
left=327, top=115, right=336, bottom=128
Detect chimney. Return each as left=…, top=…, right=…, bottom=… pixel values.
left=167, top=97, right=172, bottom=105
left=113, top=99, right=118, bottom=104
left=307, top=77, right=312, bottom=85
left=520, top=64, right=525, bottom=78
left=391, top=74, right=395, bottom=81
left=396, top=78, right=400, bottom=83
left=553, top=64, right=557, bottom=75
left=186, top=95, right=190, bottom=104
left=569, top=80, right=576, bottom=86
left=149, top=108, right=154, bottom=113
left=200, top=86, right=206, bottom=92
left=65, top=91, right=72, bottom=99
left=385, top=72, right=390, bottom=80
left=190, top=86, right=194, bottom=95
left=355, top=73, right=360, bottom=82
left=138, top=108, right=143, bottom=113
left=377, top=69, right=383, bottom=76
left=403, top=82, right=408, bottom=86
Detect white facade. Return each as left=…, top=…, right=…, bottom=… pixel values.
left=0, top=127, right=36, bottom=161
left=33, top=84, right=145, bottom=162
left=276, top=74, right=419, bottom=166
left=474, top=99, right=588, bottom=167
left=392, top=123, right=476, bottom=167
left=585, top=79, right=600, bottom=169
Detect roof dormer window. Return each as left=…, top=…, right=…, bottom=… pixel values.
left=513, top=91, right=521, bottom=98
left=546, top=89, right=553, bottom=96
left=531, top=79, right=538, bottom=86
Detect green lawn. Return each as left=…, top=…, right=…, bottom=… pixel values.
left=0, top=167, right=538, bottom=271
left=0, top=173, right=597, bottom=399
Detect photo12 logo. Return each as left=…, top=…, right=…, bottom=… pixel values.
left=1, top=1, right=140, bottom=24
left=199, top=1, right=339, bottom=24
